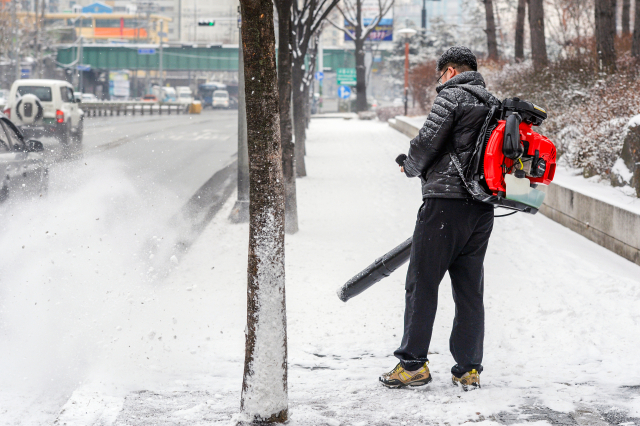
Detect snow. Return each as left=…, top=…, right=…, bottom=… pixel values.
left=240, top=208, right=288, bottom=421
left=553, top=166, right=640, bottom=216
left=2, top=119, right=640, bottom=424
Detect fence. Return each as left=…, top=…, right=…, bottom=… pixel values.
left=80, top=101, right=188, bottom=117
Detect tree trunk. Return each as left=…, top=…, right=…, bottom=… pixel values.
left=633, top=0, right=640, bottom=57
left=275, top=0, right=298, bottom=234
left=354, top=0, right=368, bottom=112
left=239, top=0, right=288, bottom=423
left=292, top=62, right=307, bottom=177
left=355, top=38, right=368, bottom=112
left=484, top=0, right=499, bottom=61
left=515, top=0, right=526, bottom=62
left=622, top=0, right=631, bottom=35
left=528, top=0, right=548, bottom=70
left=595, top=0, right=617, bottom=72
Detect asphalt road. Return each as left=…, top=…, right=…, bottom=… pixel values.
left=78, top=109, right=238, bottom=203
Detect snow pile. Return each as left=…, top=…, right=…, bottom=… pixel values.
left=240, top=208, right=288, bottom=421
left=0, top=158, right=215, bottom=423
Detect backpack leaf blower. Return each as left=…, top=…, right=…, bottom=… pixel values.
left=337, top=97, right=557, bottom=302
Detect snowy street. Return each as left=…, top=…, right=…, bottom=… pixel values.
left=2, top=117, right=638, bottom=425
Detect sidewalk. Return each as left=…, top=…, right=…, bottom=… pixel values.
left=53, top=119, right=640, bottom=425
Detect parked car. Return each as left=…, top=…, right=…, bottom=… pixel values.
left=3, top=79, right=84, bottom=146
left=0, top=112, right=48, bottom=202
left=142, top=94, right=158, bottom=102
left=212, top=90, right=230, bottom=109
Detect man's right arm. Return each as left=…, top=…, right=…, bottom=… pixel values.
left=402, top=89, right=458, bottom=178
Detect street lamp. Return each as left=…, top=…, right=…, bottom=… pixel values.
left=397, top=28, right=417, bottom=117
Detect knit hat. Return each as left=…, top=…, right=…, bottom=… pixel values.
left=436, top=46, right=478, bottom=72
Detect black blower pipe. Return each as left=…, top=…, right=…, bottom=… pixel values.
left=337, top=237, right=412, bottom=302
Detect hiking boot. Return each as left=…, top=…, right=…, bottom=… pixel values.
left=379, top=362, right=432, bottom=388
left=452, top=369, right=480, bottom=391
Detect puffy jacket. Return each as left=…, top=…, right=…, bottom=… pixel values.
left=403, top=71, right=500, bottom=199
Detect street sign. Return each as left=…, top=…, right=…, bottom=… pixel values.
left=158, top=31, right=168, bottom=37
left=337, top=68, right=356, bottom=86
left=315, top=71, right=324, bottom=81
left=20, top=68, right=31, bottom=78
left=137, top=48, right=156, bottom=55
left=338, top=85, right=351, bottom=100
left=77, top=64, right=91, bottom=71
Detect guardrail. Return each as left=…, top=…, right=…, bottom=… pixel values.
left=80, top=101, right=189, bottom=117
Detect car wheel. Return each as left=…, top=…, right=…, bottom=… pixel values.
left=73, top=120, right=84, bottom=145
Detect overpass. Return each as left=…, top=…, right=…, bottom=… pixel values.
left=56, top=44, right=358, bottom=72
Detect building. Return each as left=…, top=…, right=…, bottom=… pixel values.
left=18, top=9, right=171, bottom=43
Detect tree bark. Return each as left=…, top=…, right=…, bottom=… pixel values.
left=515, top=0, right=526, bottom=62
left=484, top=0, right=499, bottom=61
left=239, top=0, right=288, bottom=423
left=595, top=0, right=617, bottom=72
left=275, top=0, right=298, bottom=234
left=633, top=0, right=640, bottom=57
left=292, top=62, right=307, bottom=177
left=355, top=37, right=368, bottom=112
left=528, top=0, right=548, bottom=70
left=622, top=0, right=631, bottom=35
left=353, top=0, right=367, bottom=112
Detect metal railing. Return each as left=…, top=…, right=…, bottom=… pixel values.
left=80, top=101, right=189, bottom=117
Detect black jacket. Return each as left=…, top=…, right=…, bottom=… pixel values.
left=403, top=71, right=500, bottom=199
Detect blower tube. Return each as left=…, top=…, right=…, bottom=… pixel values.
left=337, top=237, right=412, bottom=302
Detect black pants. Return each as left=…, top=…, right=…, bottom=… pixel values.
left=394, top=197, right=494, bottom=377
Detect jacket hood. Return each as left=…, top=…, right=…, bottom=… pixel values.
left=436, top=71, right=486, bottom=93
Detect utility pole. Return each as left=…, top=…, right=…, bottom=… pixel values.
left=421, top=0, right=426, bottom=31
left=159, top=21, right=164, bottom=87
left=12, top=0, right=20, bottom=82
left=229, top=6, right=249, bottom=223
left=178, top=0, right=182, bottom=41
left=79, top=36, right=84, bottom=92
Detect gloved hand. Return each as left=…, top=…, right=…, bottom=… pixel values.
left=396, top=154, right=407, bottom=173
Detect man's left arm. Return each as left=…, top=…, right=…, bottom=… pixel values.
left=402, top=89, right=458, bottom=178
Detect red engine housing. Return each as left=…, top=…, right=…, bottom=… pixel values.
left=483, top=120, right=557, bottom=195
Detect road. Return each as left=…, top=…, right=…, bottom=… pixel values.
left=80, top=109, right=238, bottom=203
left=0, top=109, right=240, bottom=425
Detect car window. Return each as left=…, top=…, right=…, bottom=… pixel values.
left=61, top=87, right=75, bottom=103
left=17, top=86, right=53, bottom=102
left=0, top=121, right=23, bottom=151
left=0, top=124, right=11, bottom=153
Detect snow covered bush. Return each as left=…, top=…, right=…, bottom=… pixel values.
left=485, top=54, right=640, bottom=186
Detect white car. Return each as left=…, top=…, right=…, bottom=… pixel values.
left=81, top=93, right=99, bottom=102
left=176, top=86, right=194, bottom=104
left=212, top=90, right=230, bottom=109
left=0, top=89, right=7, bottom=109
left=4, top=79, right=84, bottom=146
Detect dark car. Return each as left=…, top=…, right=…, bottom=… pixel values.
left=0, top=113, right=48, bottom=202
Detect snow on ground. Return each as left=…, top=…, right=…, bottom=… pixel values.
left=3, top=118, right=640, bottom=425
left=552, top=167, right=640, bottom=216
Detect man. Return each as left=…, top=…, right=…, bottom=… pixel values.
left=380, top=46, right=500, bottom=391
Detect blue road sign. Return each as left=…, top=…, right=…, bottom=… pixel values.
left=315, top=71, right=324, bottom=81
left=338, top=85, right=351, bottom=100
left=77, top=64, right=91, bottom=71
left=138, top=48, right=156, bottom=55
